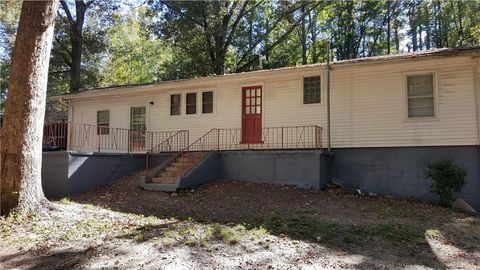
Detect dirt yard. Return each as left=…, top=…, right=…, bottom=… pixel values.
left=1, top=171, right=479, bottom=269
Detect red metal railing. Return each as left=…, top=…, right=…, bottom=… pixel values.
left=43, top=122, right=68, bottom=150
left=42, top=122, right=181, bottom=153
left=145, top=130, right=189, bottom=174
left=172, top=125, right=323, bottom=177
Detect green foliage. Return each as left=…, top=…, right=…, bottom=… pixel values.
left=1, top=0, right=479, bottom=98
left=57, top=198, right=72, bottom=205
left=425, top=160, right=467, bottom=207
left=100, top=7, right=172, bottom=86
left=0, top=0, right=21, bottom=54
left=424, top=229, right=439, bottom=238
left=0, top=60, right=9, bottom=114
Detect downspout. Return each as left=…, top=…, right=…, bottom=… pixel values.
left=67, top=99, right=73, bottom=151
left=474, top=57, right=480, bottom=146
left=326, top=42, right=332, bottom=152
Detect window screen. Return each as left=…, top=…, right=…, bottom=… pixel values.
left=170, top=94, right=181, bottom=115
left=186, top=93, right=197, bottom=114
left=303, top=76, right=321, bottom=104
left=407, top=74, right=434, bottom=117
left=97, top=110, right=109, bottom=135
left=202, top=91, right=213, bottom=114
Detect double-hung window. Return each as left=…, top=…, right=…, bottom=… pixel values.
left=303, top=76, right=321, bottom=104
left=186, top=93, right=197, bottom=114
left=170, top=94, right=181, bottom=115
left=407, top=74, right=435, bottom=118
left=97, top=110, right=110, bottom=135
left=202, top=91, right=213, bottom=114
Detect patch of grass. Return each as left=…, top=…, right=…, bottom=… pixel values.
left=184, top=239, right=200, bottom=246
left=64, top=218, right=113, bottom=240
left=345, top=224, right=424, bottom=242
left=58, top=198, right=72, bottom=205
left=260, top=215, right=339, bottom=242
left=250, top=226, right=268, bottom=239
left=424, top=229, right=440, bottom=238
left=82, top=203, right=94, bottom=209
left=216, top=225, right=242, bottom=244
left=256, top=214, right=425, bottom=245
left=0, top=213, right=43, bottom=248
left=375, top=204, right=425, bottom=219
left=155, top=222, right=260, bottom=246
left=145, top=215, right=159, bottom=225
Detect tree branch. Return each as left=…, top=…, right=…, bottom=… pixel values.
left=223, top=0, right=261, bottom=52
left=161, top=1, right=206, bottom=28
left=54, top=36, right=70, bottom=54
left=235, top=1, right=322, bottom=72
left=60, top=0, right=74, bottom=23
left=52, top=47, right=72, bottom=67
left=49, top=70, right=71, bottom=75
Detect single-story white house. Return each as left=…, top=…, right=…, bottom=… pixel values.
left=50, top=46, right=480, bottom=210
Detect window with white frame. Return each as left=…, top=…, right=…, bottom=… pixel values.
left=170, top=94, right=181, bottom=115
left=97, top=110, right=110, bottom=135
left=303, top=76, right=321, bottom=104
left=186, top=93, right=197, bottom=114
left=407, top=74, right=435, bottom=118
left=202, top=91, right=213, bottom=114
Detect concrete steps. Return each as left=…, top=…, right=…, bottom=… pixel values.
left=151, top=176, right=176, bottom=184
left=143, top=151, right=211, bottom=190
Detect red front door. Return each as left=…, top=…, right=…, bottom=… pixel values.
left=242, top=85, right=262, bottom=143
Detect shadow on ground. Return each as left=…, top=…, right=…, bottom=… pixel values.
left=0, top=246, right=109, bottom=270
left=69, top=171, right=480, bottom=268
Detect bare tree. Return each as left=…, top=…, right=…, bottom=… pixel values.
left=0, top=0, right=59, bottom=215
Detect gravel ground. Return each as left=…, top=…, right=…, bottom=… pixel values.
left=1, top=171, right=479, bottom=269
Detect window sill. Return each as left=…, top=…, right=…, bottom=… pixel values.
left=404, top=116, right=439, bottom=122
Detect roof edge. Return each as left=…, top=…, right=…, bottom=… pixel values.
left=52, top=45, right=480, bottom=101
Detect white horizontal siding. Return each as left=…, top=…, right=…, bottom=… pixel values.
left=329, top=56, right=478, bottom=147
left=70, top=55, right=479, bottom=150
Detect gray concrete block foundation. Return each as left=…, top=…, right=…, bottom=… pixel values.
left=331, top=146, right=480, bottom=211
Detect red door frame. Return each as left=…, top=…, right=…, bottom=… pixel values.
left=241, top=85, right=263, bottom=144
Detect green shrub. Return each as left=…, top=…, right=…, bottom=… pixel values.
left=425, top=160, right=467, bottom=207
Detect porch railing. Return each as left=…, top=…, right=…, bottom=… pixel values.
left=145, top=130, right=189, bottom=175
left=171, top=125, right=323, bottom=177
left=42, top=122, right=181, bottom=153
left=43, top=122, right=68, bottom=150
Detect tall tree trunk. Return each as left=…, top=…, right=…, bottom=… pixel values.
left=418, top=24, right=423, bottom=50
left=386, top=0, right=391, bottom=54
left=70, top=33, right=82, bottom=92
left=394, top=22, right=400, bottom=52
left=309, top=10, right=318, bottom=63
left=346, top=1, right=355, bottom=59
left=457, top=1, right=464, bottom=46
left=300, top=6, right=307, bottom=65
left=408, top=2, right=418, bottom=51
left=0, top=0, right=59, bottom=216
left=59, top=0, right=89, bottom=93
left=425, top=4, right=431, bottom=49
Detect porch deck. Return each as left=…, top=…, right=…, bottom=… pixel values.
left=41, top=122, right=326, bottom=194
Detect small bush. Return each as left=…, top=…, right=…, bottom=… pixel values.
left=425, top=160, right=467, bottom=207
